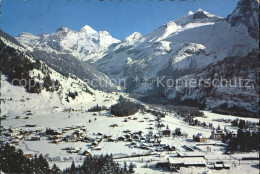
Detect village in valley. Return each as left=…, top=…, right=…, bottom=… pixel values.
left=0, top=0, right=259, bottom=173
left=0, top=90, right=259, bottom=173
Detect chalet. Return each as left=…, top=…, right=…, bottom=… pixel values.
left=132, top=135, right=139, bottom=140
left=104, top=135, right=112, bottom=139
left=11, top=139, right=20, bottom=145
left=51, top=139, right=62, bottom=144
left=165, top=145, right=176, bottom=151
left=177, top=152, right=205, bottom=158
left=107, top=138, right=114, bottom=142
left=31, top=135, right=41, bottom=141
left=70, top=148, right=81, bottom=153
left=149, top=138, right=155, bottom=143
left=73, top=130, right=83, bottom=137
left=211, top=130, right=225, bottom=140
left=140, top=137, right=146, bottom=142
left=124, top=134, right=131, bottom=139
left=157, top=123, right=165, bottom=128
left=49, top=135, right=61, bottom=140
left=117, top=137, right=125, bottom=141
left=214, top=163, right=224, bottom=170
left=123, top=129, right=131, bottom=133
left=92, top=141, right=99, bottom=146
left=110, top=124, right=118, bottom=128
left=140, top=144, right=147, bottom=149
left=193, top=133, right=207, bottom=142
left=24, top=152, right=33, bottom=159
left=5, top=132, right=18, bottom=137
left=25, top=124, right=36, bottom=127
left=62, top=128, right=70, bottom=132
left=140, top=139, right=146, bottom=143
left=95, top=137, right=102, bottom=143
left=82, top=150, right=91, bottom=156
left=223, top=163, right=231, bottom=169
left=153, top=142, right=160, bottom=146
left=82, top=136, right=91, bottom=142
left=168, top=157, right=206, bottom=171
left=126, top=138, right=133, bottom=142
left=9, top=128, right=20, bottom=134
left=65, top=126, right=74, bottom=130
left=131, top=142, right=137, bottom=146
left=161, top=129, right=171, bottom=137
left=97, top=132, right=103, bottom=136
left=156, top=147, right=164, bottom=152
left=135, top=131, right=143, bottom=135
left=94, top=147, right=102, bottom=151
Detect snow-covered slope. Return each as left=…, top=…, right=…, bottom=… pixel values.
left=16, top=25, right=120, bottom=61
left=0, top=29, right=119, bottom=112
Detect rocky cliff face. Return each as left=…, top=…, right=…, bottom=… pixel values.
left=227, top=0, right=259, bottom=40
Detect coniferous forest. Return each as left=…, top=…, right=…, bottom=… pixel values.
left=0, top=144, right=132, bottom=174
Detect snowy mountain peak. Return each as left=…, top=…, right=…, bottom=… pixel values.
left=196, top=8, right=204, bottom=12
left=80, top=25, right=97, bottom=33
left=18, top=32, right=35, bottom=37
left=187, top=11, right=194, bottom=15
left=16, top=24, right=120, bottom=61
left=124, top=32, right=142, bottom=42
left=175, top=9, right=222, bottom=26
left=99, top=30, right=110, bottom=36
left=56, top=26, right=71, bottom=33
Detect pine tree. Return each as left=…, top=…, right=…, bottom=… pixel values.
left=70, top=161, right=76, bottom=174
left=51, top=164, right=61, bottom=174
left=123, top=161, right=127, bottom=172
left=129, top=163, right=135, bottom=173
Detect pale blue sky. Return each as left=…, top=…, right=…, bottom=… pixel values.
left=0, top=0, right=239, bottom=40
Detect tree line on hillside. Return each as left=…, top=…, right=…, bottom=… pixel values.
left=150, top=104, right=204, bottom=117
left=0, top=37, right=62, bottom=94
left=111, top=96, right=145, bottom=116
left=88, top=104, right=108, bottom=112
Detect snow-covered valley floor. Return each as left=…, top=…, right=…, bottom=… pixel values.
left=0, top=76, right=259, bottom=174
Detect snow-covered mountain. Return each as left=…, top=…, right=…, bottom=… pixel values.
left=0, top=29, right=120, bottom=112
left=92, top=6, right=257, bottom=82
left=14, top=26, right=118, bottom=92
left=0, top=29, right=90, bottom=104
left=16, top=25, right=120, bottom=61
left=89, top=0, right=259, bottom=115
left=5, top=0, right=259, bottom=116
